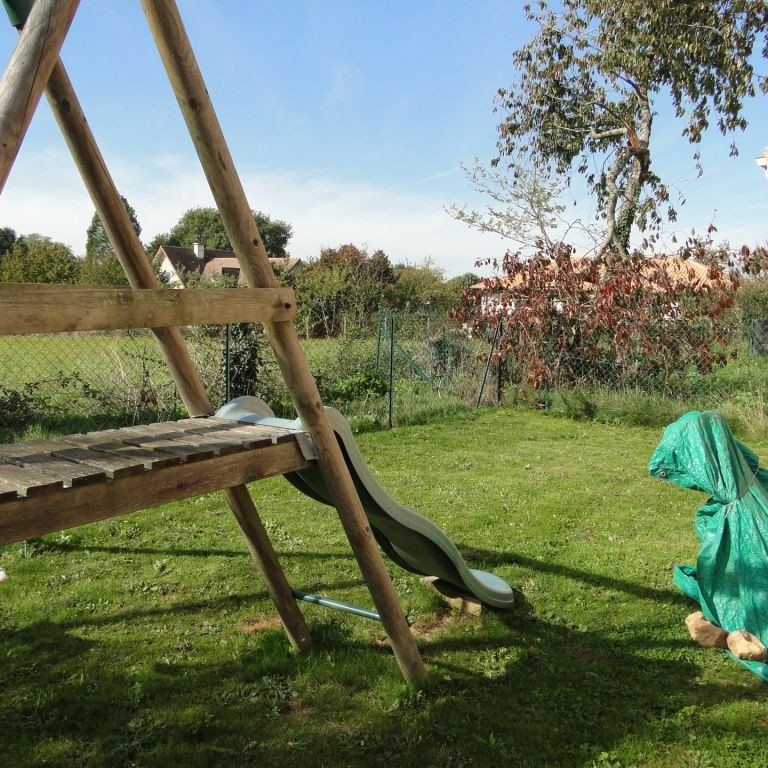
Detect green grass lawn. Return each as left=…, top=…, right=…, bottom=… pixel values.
left=1, top=409, right=767, bottom=767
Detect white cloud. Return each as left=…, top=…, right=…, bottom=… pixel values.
left=1, top=151, right=508, bottom=275
left=4, top=148, right=764, bottom=276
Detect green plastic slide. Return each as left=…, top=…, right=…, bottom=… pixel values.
left=216, top=396, right=514, bottom=609
left=649, top=410, right=768, bottom=681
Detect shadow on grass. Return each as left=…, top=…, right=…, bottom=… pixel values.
left=462, top=545, right=686, bottom=607
left=0, top=593, right=759, bottom=768
left=45, top=539, right=685, bottom=606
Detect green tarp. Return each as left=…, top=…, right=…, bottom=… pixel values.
left=649, top=410, right=768, bottom=681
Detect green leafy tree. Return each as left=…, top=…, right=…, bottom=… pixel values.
left=385, top=259, right=457, bottom=315
left=294, top=244, right=396, bottom=337
left=445, top=272, right=482, bottom=303
left=0, top=227, right=16, bottom=258
left=147, top=207, right=293, bottom=258
left=496, top=0, right=768, bottom=261
left=80, top=197, right=141, bottom=285
left=0, top=234, right=78, bottom=283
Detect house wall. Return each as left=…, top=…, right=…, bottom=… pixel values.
left=157, top=256, right=184, bottom=287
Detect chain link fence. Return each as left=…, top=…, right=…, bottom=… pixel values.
left=5, top=306, right=763, bottom=440
left=487, top=311, right=768, bottom=431
left=0, top=312, right=496, bottom=438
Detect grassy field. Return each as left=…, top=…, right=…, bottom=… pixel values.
left=1, top=408, right=767, bottom=767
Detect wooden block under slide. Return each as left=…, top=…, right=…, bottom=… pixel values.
left=420, top=576, right=483, bottom=617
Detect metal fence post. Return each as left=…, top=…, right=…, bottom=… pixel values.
left=375, top=313, right=383, bottom=371
left=225, top=323, right=231, bottom=401
left=496, top=319, right=504, bottom=404
left=477, top=321, right=501, bottom=407
left=388, top=314, right=395, bottom=429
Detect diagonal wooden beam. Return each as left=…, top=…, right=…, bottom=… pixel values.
left=43, top=59, right=212, bottom=413
left=0, top=0, right=79, bottom=193
left=140, top=0, right=427, bottom=682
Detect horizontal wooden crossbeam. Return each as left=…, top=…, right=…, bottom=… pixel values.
left=0, top=284, right=296, bottom=335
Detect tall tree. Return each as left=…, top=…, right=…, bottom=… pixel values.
left=0, top=227, right=16, bottom=258
left=495, top=0, right=768, bottom=261
left=80, top=196, right=141, bottom=286
left=0, top=234, right=78, bottom=284
left=85, top=196, right=141, bottom=259
left=147, top=207, right=293, bottom=258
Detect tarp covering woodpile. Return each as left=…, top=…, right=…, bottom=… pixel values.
left=650, top=410, right=768, bottom=680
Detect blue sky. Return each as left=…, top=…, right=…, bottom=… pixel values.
left=1, top=1, right=766, bottom=275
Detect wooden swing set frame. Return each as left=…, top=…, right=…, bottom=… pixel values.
left=0, top=0, right=426, bottom=682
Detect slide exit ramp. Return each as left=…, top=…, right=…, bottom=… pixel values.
left=216, top=397, right=514, bottom=609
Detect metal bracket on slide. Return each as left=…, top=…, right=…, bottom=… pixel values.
left=291, top=431, right=318, bottom=462
left=215, top=396, right=318, bottom=461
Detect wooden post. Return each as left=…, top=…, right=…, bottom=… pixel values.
left=140, top=0, right=427, bottom=682
left=38, top=57, right=312, bottom=654
left=0, top=0, right=79, bottom=193
left=224, top=486, right=312, bottom=650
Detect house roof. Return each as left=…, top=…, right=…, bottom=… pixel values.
left=155, top=245, right=302, bottom=283
left=470, top=256, right=729, bottom=292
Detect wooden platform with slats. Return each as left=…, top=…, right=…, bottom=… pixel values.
left=0, top=417, right=311, bottom=546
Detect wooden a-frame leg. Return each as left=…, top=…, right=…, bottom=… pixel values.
left=225, top=486, right=312, bottom=651
left=0, top=0, right=79, bottom=193
left=141, top=0, right=427, bottom=683
left=37, top=55, right=313, bottom=653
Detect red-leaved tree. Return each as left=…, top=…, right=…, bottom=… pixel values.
left=459, top=244, right=739, bottom=393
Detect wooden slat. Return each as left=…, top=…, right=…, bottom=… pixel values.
left=0, top=436, right=146, bottom=480
left=120, top=435, right=215, bottom=462
left=181, top=422, right=289, bottom=447
left=0, top=462, right=65, bottom=497
left=102, top=423, right=222, bottom=457
left=0, top=439, right=109, bottom=487
left=58, top=433, right=182, bottom=470
left=0, top=452, right=107, bottom=488
left=0, top=285, right=296, bottom=336
left=143, top=422, right=250, bottom=456
left=158, top=419, right=292, bottom=452
left=172, top=417, right=300, bottom=445
left=0, top=439, right=310, bottom=546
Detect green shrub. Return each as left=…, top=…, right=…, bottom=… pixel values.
left=735, top=280, right=768, bottom=323
left=0, top=383, right=47, bottom=429
left=326, top=368, right=388, bottom=403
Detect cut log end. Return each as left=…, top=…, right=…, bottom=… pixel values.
left=727, top=630, right=767, bottom=662
left=684, top=611, right=728, bottom=649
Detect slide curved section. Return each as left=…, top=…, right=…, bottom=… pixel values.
left=216, top=397, right=514, bottom=609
